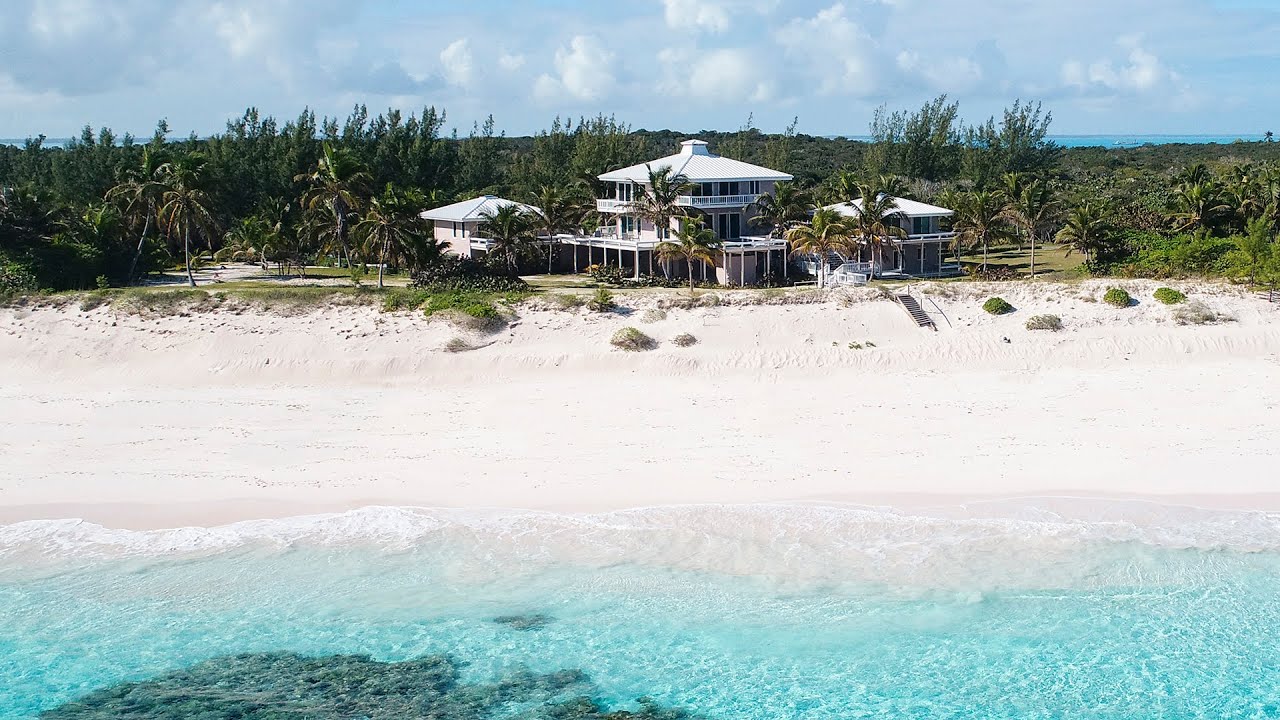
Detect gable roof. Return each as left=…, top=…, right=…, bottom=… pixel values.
left=420, top=195, right=540, bottom=223
left=823, top=196, right=954, bottom=219
left=598, top=139, right=793, bottom=184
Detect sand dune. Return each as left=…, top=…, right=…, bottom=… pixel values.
left=2, top=280, right=1278, bottom=528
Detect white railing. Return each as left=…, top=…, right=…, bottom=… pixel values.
left=676, top=194, right=759, bottom=209
left=724, top=235, right=787, bottom=251
left=829, top=264, right=870, bottom=287
left=596, top=198, right=635, bottom=213
left=901, top=231, right=956, bottom=244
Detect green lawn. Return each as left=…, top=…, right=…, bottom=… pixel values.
left=957, top=242, right=1085, bottom=278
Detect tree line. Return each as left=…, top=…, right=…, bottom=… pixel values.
left=3, top=97, right=1279, bottom=293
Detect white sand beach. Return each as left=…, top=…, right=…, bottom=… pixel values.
left=2, top=280, right=1278, bottom=529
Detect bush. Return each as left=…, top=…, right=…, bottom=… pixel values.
left=0, top=263, right=38, bottom=294
left=586, top=263, right=626, bottom=285
left=982, top=297, right=1014, bottom=315
left=409, top=255, right=529, bottom=293
left=588, top=285, right=615, bottom=313
left=672, top=333, right=698, bottom=347
left=550, top=293, right=585, bottom=310
left=610, top=326, right=655, bottom=351
left=1173, top=301, right=1232, bottom=326
left=1103, top=287, right=1133, bottom=307
left=443, top=337, right=474, bottom=353
left=640, top=308, right=667, bottom=323
left=1153, top=287, right=1187, bottom=305
left=1025, top=314, right=1063, bottom=331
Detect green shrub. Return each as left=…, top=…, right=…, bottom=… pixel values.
left=587, top=263, right=626, bottom=285
left=640, top=308, right=667, bottom=323
left=672, top=333, right=697, bottom=347
left=1025, top=314, right=1063, bottom=331
left=588, top=285, right=615, bottom=313
left=982, top=297, right=1014, bottom=315
left=409, top=255, right=529, bottom=293
left=1153, top=287, right=1187, bottom=305
left=1103, top=287, right=1133, bottom=307
left=0, top=263, right=38, bottom=294
left=610, top=326, right=655, bottom=351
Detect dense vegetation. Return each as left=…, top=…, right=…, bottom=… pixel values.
left=3, top=97, right=1279, bottom=294
left=40, top=651, right=697, bottom=719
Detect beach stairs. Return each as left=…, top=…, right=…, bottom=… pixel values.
left=896, top=293, right=936, bottom=330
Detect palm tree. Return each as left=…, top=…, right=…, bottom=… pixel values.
left=355, top=185, right=432, bottom=288
left=827, top=169, right=861, bottom=205
left=846, top=183, right=906, bottom=279
left=477, top=203, right=538, bottom=274
left=532, top=185, right=585, bottom=273
left=655, top=217, right=722, bottom=294
left=296, top=143, right=371, bottom=268
left=107, top=146, right=168, bottom=284
left=1172, top=180, right=1232, bottom=234
left=750, top=181, right=812, bottom=237
left=158, top=153, right=219, bottom=287
left=1056, top=201, right=1112, bottom=266
left=215, top=216, right=273, bottom=267
left=1000, top=174, right=1059, bottom=279
left=952, top=190, right=1011, bottom=274
left=633, top=164, right=692, bottom=241
left=785, top=207, right=853, bottom=288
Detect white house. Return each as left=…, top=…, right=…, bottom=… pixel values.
left=421, top=195, right=541, bottom=260
left=573, top=139, right=793, bottom=285
left=820, top=196, right=958, bottom=278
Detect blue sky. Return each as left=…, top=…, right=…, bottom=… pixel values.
left=1, top=0, right=1278, bottom=139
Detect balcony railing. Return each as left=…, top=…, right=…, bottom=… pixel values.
left=676, top=194, right=760, bottom=208
left=596, top=198, right=635, bottom=213
left=900, top=231, right=956, bottom=244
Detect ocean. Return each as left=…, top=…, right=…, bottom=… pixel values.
left=4, top=503, right=1280, bottom=719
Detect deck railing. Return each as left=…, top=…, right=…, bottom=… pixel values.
left=675, top=194, right=760, bottom=209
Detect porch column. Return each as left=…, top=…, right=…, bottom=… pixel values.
left=740, top=251, right=745, bottom=286
left=722, top=250, right=727, bottom=287
left=634, top=248, right=640, bottom=280
left=573, top=242, right=579, bottom=274
left=766, top=248, right=771, bottom=279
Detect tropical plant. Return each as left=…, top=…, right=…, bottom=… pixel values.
left=1103, top=287, right=1133, bottom=307
left=1172, top=180, right=1231, bottom=234
left=633, top=164, right=692, bottom=241
left=476, top=203, right=538, bottom=274
left=1000, top=173, right=1059, bottom=278
left=1056, top=201, right=1113, bottom=266
left=158, top=153, right=219, bottom=286
left=531, top=185, right=585, bottom=273
left=355, top=185, right=435, bottom=288
left=655, top=216, right=722, bottom=294
left=785, top=207, right=853, bottom=288
left=296, top=143, right=371, bottom=268
left=216, top=216, right=274, bottom=266
left=749, top=181, right=812, bottom=237
left=952, top=190, right=1011, bottom=273
left=1153, top=287, right=1187, bottom=305
left=106, top=146, right=168, bottom=284
left=1025, top=314, right=1062, bottom=331
left=1225, top=216, right=1276, bottom=284
left=845, top=182, right=906, bottom=279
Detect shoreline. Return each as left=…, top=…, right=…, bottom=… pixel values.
left=3, top=279, right=1279, bottom=531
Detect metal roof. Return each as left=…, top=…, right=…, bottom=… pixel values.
left=598, top=139, right=793, bottom=184
left=420, top=195, right=540, bottom=223
left=823, top=196, right=954, bottom=219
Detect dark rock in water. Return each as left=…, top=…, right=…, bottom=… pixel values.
left=493, top=612, right=553, bottom=631
left=40, top=651, right=698, bottom=719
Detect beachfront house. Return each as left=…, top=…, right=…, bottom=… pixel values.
left=421, top=195, right=541, bottom=260
left=817, top=196, right=958, bottom=279
left=575, top=139, right=793, bottom=286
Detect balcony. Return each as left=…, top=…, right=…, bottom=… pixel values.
left=596, top=198, right=635, bottom=213
left=676, top=194, right=760, bottom=209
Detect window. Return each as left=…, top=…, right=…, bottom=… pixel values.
left=715, top=213, right=741, bottom=239
left=700, top=182, right=714, bottom=197
left=717, top=181, right=739, bottom=196
left=749, top=181, right=760, bottom=195
left=912, top=217, right=933, bottom=235
left=452, top=222, right=458, bottom=238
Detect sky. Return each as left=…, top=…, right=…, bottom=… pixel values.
left=1, top=0, right=1278, bottom=140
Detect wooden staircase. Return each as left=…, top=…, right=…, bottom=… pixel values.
left=896, top=293, right=936, bottom=330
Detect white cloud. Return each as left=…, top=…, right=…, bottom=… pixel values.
left=656, top=47, right=773, bottom=102
left=775, top=3, right=878, bottom=97
left=896, top=50, right=983, bottom=92
left=498, top=53, right=526, bottom=72
left=440, top=38, right=474, bottom=86
left=1061, top=40, right=1180, bottom=93
left=534, top=35, right=615, bottom=102
left=204, top=3, right=269, bottom=59
left=661, top=0, right=730, bottom=33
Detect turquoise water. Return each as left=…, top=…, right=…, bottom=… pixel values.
left=3, top=504, right=1280, bottom=718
